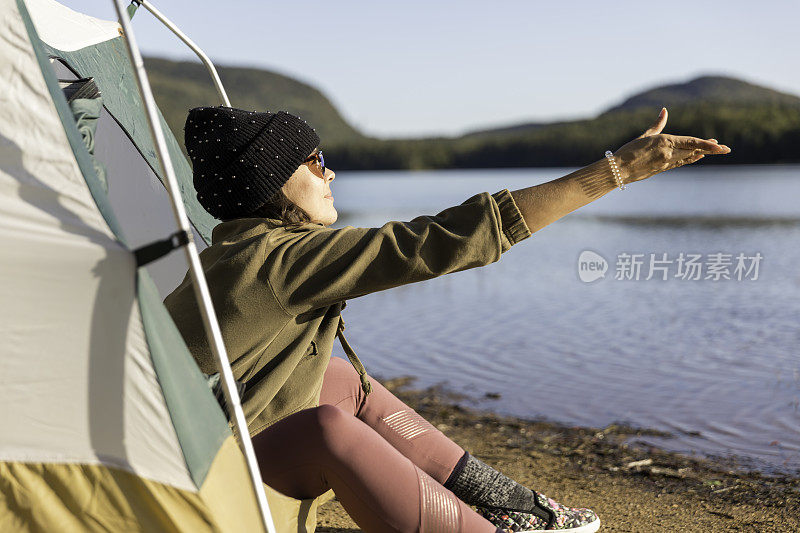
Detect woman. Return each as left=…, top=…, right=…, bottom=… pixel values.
left=164, top=106, right=730, bottom=532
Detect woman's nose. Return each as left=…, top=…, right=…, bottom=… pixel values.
left=325, top=169, right=335, bottom=182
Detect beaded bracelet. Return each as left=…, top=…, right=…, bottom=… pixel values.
left=604, top=150, right=626, bottom=190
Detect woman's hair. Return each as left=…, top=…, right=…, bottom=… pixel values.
left=223, top=188, right=312, bottom=226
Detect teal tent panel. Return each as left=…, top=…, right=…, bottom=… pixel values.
left=126, top=1, right=138, bottom=20
left=38, top=37, right=217, bottom=243
left=17, top=0, right=126, bottom=243
left=137, top=270, right=231, bottom=487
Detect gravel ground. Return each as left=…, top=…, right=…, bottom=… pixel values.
left=316, top=377, right=800, bottom=532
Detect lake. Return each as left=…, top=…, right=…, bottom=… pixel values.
left=325, top=164, right=800, bottom=476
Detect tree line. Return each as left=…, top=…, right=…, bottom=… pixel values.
left=324, top=104, right=800, bottom=169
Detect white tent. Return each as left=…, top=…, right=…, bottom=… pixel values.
left=0, top=0, right=330, bottom=531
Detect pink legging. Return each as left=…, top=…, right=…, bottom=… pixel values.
left=253, top=357, right=499, bottom=533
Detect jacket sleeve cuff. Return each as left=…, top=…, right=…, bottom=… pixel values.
left=491, top=189, right=532, bottom=252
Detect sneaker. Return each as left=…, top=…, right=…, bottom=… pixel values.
left=477, top=491, right=600, bottom=532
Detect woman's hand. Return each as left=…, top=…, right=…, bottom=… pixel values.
left=613, top=108, right=731, bottom=184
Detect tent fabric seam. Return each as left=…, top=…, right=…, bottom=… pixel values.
left=135, top=270, right=231, bottom=488
left=132, top=272, right=198, bottom=489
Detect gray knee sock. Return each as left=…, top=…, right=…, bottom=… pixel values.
left=443, top=452, right=535, bottom=511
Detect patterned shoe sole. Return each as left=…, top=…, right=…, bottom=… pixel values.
left=518, top=518, right=601, bottom=533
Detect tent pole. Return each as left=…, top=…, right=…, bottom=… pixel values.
left=111, top=2, right=275, bottom=532
left=130, top=0, right=231, bottom=107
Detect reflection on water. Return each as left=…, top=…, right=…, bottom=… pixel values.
left=330, top=164, right=800, bottom=475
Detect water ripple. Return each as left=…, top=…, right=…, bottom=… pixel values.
left=332, top=167, right=800, bottom=475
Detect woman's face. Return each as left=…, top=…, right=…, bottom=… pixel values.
left=281, top=151, right=337, bottom=226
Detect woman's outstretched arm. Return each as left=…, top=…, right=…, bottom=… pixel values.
left=510, top=108, right=731, bottom=233
left=263, top=189, right=529, bottom=315
left=264, top=108, right=730, bottom=315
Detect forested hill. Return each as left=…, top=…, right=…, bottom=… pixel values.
left=144, top=57, right=363, bottom=147
left=463, top=75, right=800, bottom=139
left=331, top=76, right=800, bottom=169
left=609, top=75, right=800, bottom=112
left=145, top=56, right=800, bottom=168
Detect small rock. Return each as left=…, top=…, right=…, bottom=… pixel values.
left=625, top=458, right=654, bottom=469
left=649, top=466, right=685, bottom=478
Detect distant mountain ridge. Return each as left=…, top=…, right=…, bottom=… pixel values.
left=464, top=75, right=800, bottom=139
left=145, top=56, right=800, bottom=167
left=607, top=75, right=800, bottom=113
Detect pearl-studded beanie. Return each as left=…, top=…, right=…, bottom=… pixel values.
left=185, top=106, right=320, bottom=219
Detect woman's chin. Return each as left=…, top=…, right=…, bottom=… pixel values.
left=326, top=208, right=338, bottom=225
left=314, top=207, right=337, bottom=226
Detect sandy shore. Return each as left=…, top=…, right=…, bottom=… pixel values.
left=316, top=376, right=800, bottom=532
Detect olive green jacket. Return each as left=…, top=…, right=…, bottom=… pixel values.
left=163, top=188, right=531, bottom=436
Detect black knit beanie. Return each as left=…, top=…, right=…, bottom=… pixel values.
left=185, top=106, right=320, bottom=219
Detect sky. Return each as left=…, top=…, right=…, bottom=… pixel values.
left=59, top=0, right=799, bottom=138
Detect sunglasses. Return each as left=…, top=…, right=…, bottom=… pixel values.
left=303, top=150, right=326, bottom=178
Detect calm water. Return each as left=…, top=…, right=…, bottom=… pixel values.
left=327, top=164, right=800, bottom=475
